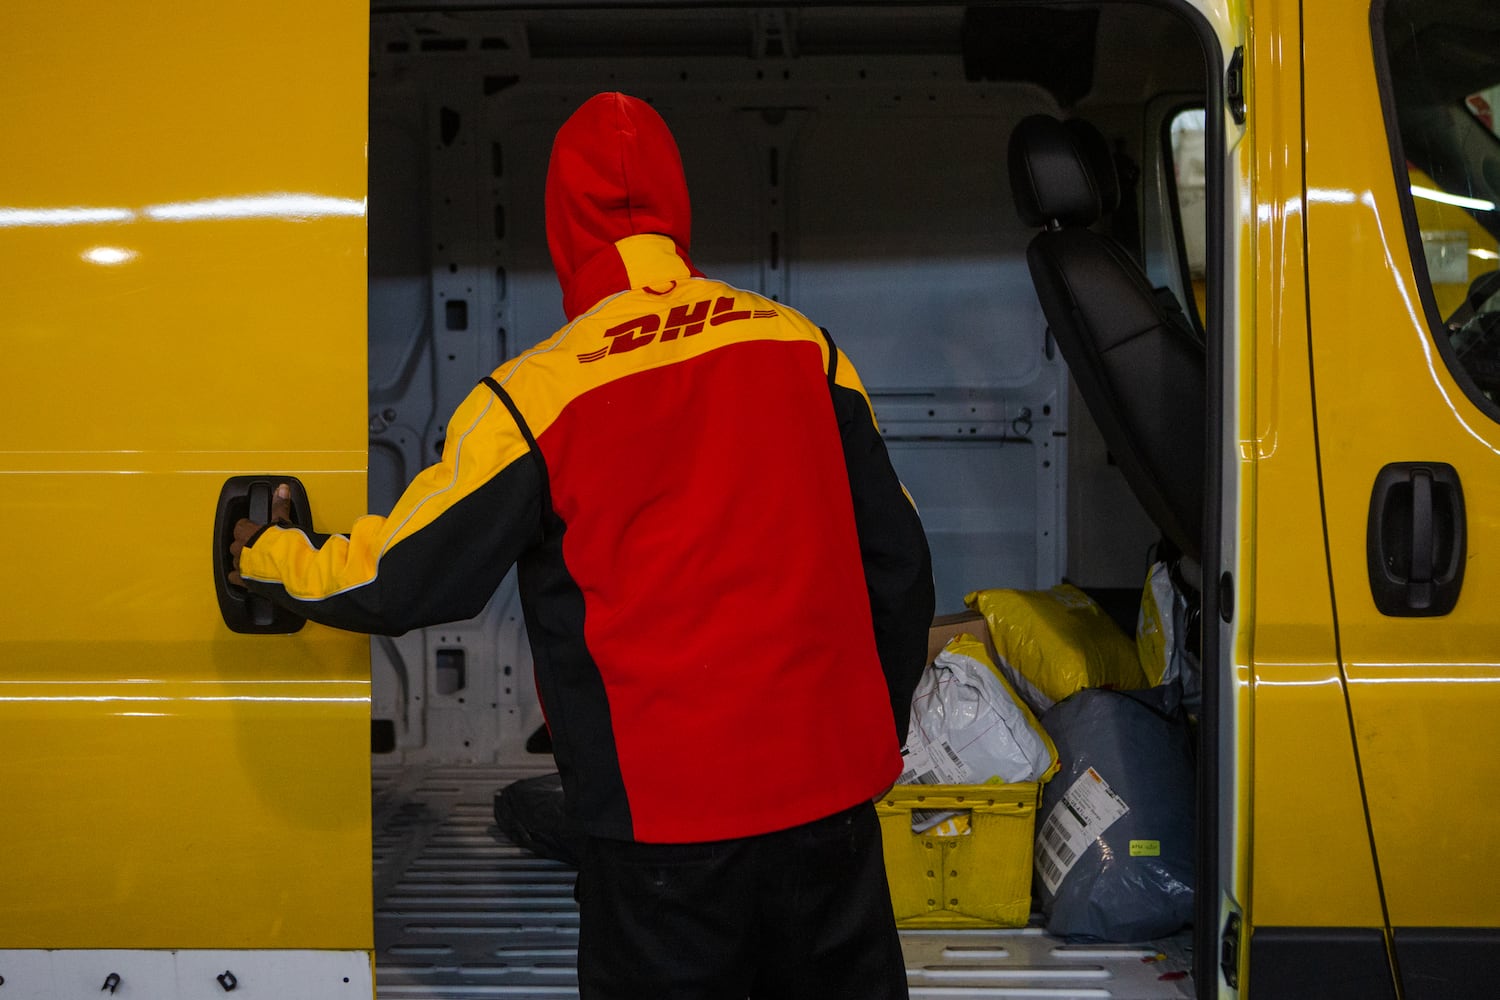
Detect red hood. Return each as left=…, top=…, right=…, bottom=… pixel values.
left=546, top=93, right=699, bottom=320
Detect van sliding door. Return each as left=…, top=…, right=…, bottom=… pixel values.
left=1293, top=0, right=1500, bottom=996
left=0, top=0, right=374, bottom=978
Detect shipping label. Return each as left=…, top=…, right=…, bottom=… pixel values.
left=1035, top=767, right=1130, bottom=894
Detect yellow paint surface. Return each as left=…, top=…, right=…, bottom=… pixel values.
left=0, top=0, right=372, bottom=948
left=1243, top=0, right=1387, bottom=930
left=1300, top=0, right=1500, bottom=930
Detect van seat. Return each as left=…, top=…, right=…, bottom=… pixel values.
left=1008, top=114, right=1206, bottom=561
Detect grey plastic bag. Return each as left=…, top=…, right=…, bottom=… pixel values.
left=1034, top=687, right=1194, bottom=941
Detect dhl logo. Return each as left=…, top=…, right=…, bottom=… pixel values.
left=577, top=296, right=778, bottom=363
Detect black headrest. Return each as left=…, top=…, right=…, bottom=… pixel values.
left=1065, top=118, right=1120, bottom=215
left=1008, top=114, right=1116, bottom=229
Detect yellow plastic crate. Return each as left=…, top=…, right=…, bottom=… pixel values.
left=877, top=782, right=1041, bottom=928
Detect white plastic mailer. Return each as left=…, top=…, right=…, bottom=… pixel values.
left=901, top=641, right=1055, bottom=789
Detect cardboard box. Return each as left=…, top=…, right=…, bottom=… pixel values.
left=925, top=609, right=999, bottom=665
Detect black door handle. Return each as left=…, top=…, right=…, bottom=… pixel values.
left=1366, top=462, right=1465, bottom=616
left=212, top=476, right=315, bottom=634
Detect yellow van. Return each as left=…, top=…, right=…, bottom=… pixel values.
left=2, top=0, right=1497, bottom=997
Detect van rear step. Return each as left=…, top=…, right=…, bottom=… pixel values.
left=374, top=765, right=1193, bottom=998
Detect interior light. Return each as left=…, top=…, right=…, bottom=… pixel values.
left=1410, top=185, right=1497, bottom=212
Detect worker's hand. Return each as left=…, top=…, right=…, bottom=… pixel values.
left=228, top=483, right=292, bottom=587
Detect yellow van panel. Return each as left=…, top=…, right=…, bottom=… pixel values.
left=1301, top=0, right=1500, bottom=930
left=0, top=1, right=370, bottom=948
left=1344, top=670, right=1500, bottom=926
left=0, top=678, right=369, bottom=948
left=1244, top=0, right=1385, bottom=927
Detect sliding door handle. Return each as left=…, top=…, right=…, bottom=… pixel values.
left=1366, top=462, right=1465, bottom=617
left=212, top=475, right=314, bottom=634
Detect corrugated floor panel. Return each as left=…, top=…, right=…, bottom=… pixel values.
left=373, top=765, right=1194, bottom=999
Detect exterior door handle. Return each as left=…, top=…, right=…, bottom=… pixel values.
left=1366, top=462, right=1465, bottom=616
left=212, top=475, right=314, bottom=634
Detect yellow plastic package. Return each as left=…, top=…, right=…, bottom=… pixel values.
left=1136, top=562, right=1173, bottom=687
left=925, top=814, right=972, bottom=837
left=965, top=584, right=1148, bottom=714
left=1135, top=560, right=1202, bottom=707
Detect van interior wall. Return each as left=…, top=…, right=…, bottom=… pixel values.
left=365, top=2, right=1204, bottom=764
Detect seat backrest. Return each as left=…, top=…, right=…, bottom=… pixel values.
left=1008, top=113, right=1205, bottom=560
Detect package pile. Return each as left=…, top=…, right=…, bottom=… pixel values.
left=904, top=562, right=1199, bottom=941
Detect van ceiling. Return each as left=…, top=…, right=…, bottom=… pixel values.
left=368, top=3, right=1204, bottom=108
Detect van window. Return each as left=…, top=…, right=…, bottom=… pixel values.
left=1166, top=107, right=1207, bottom=326
left=1377, top=0, right=1500, bottom=405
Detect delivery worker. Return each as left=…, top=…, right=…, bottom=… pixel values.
left=232, top=92, right=934, bottom=999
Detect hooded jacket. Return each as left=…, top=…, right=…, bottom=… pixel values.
left=240, top=92, right=935, bottom=842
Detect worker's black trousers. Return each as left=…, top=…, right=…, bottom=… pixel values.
left=575, top=800, right=909, bottom=1000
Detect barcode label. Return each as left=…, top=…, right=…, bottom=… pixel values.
left=1036, top=767, right=1130, bottom=895
left=1041, top=817, right=1062, bottom=847
left=1040, top=816, right=1077, bottom=867
left=900, top=724, right=969, bottom=785
left=1037, top=849, right=1063, bottom=887
left=941, top=741, right=964, bottom=769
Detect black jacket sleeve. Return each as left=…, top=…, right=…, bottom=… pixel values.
left=238, top=380, right=544, bottom=635
left=824, top=330, right=936, bottom=744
